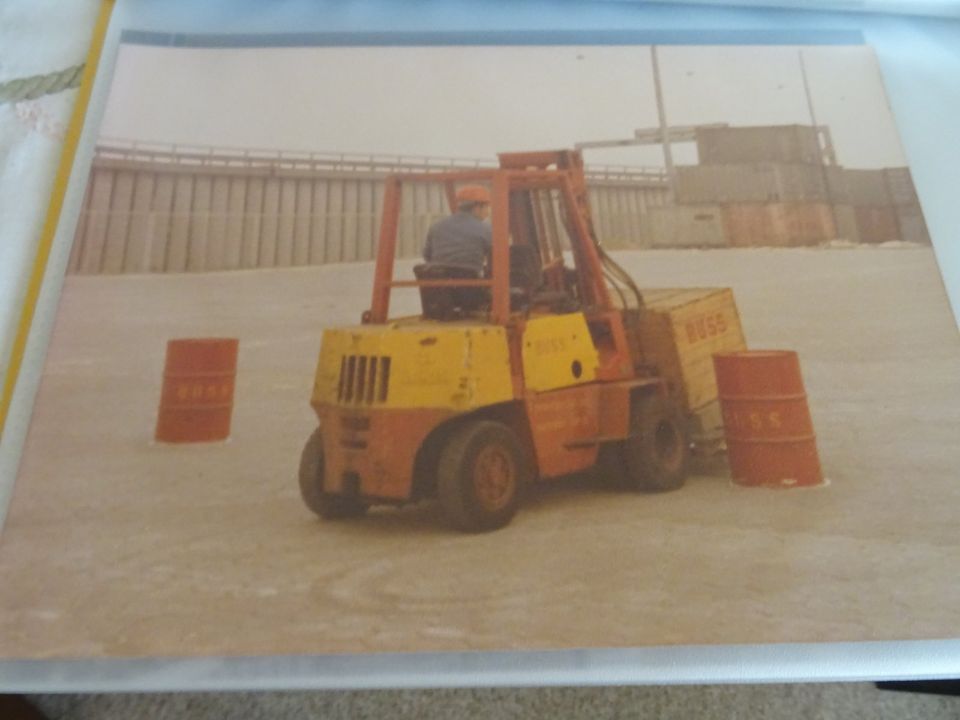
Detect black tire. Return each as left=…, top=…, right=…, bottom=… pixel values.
left=603, top=394, right=689, bottom=493
left=298, top=427, right=368, bottom=519
left=437, top=421, right=528, bottom=532
left=596, top=443, right=631, bottom=490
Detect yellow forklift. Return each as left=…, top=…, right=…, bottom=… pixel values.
left=299, top=150, right=746, bottom=531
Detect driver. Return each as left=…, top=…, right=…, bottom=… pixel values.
left=423, top=185, right=492, bottom=275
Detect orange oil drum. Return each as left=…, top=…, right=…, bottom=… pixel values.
left=713, top=350, right=823, bottom=488
left=155, top=338, right=239, bottom=443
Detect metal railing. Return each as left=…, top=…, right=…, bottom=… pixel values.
left=94, top=137, right=669, bottom=183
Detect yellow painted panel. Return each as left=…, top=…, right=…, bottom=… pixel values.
left=313, top=323, right=513, bottom=411
left=521, top=313, right=599, bottom=393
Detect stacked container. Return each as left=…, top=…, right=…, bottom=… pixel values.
left=837, top=169, right=895, bottom=243
left=673, top=125, right=837, bottom=248
left=664, top=125, right=931, bottom=249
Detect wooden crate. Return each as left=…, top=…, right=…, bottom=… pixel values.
left=636, top=288, right=747, bottom=413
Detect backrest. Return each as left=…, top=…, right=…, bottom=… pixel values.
left=413, top=263, right=482, bottom=320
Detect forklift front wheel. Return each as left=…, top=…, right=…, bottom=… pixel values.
left=299, top=428, right=368, bottom=520
left=616, top=395, right=690, bottom=493
left=437, top=421, right=528, bottom=533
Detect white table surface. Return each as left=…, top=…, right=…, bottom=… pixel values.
left=0, top=0, right=958, bottom=692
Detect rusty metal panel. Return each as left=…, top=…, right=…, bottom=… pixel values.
left=854, top=204, right=899, bottom=243
left=641, top=205, right=726, bottom=249
left=721, top=203, right=835, bottom=247
left=696, top=125, right=820, bottom=165
left=844, top=169, right=891, bottom=206
left=724, top=204, right=764, bottom=247
left=778, top=202, right=835, bottom=246
left=186, top=175, right=211, bottom=272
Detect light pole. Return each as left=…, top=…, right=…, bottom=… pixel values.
left=651, top=46, right=677, bottom=201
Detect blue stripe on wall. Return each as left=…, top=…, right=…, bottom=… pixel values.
left=120, top=29, right=864, bottom=48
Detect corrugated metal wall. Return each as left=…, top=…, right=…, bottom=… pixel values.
left=69, top=147, right=669, bottom=274
left=587, top=180, right=669, bottom=249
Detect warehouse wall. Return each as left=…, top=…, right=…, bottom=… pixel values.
left=68, top=155, right=669, bottom=274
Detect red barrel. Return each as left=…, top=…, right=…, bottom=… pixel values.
left=155, top=338, right=239, bottom=443
left=713, top=350, right=823, bottom=488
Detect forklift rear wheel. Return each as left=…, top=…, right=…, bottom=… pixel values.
left=437, top=421, right=527, bottom=532
left=615, top=395, right=689, bottom=493
left=299, top=427, right=368, bottom=520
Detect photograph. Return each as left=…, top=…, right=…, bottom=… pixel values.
left=0, top=38, right=958, bottom=660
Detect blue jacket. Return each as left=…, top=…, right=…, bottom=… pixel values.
left=423, top=211, right=492, bottom=272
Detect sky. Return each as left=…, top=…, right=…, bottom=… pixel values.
left=98, top=43, right=907, bottom=170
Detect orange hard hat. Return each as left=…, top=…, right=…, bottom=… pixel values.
left=455, top=185, right=491, bottom=205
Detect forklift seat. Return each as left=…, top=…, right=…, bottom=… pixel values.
left=413, top=263, right=489, bottom=320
